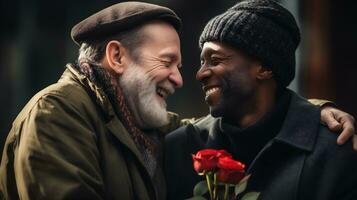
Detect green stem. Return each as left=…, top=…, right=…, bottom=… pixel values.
left=224, top=184, right=229, bottom=200
left=205, top=173, right=214, bottom=200
left=213, top=173, right=217, bottom=200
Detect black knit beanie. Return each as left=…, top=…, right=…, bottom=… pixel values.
left=199, top=0, right=300, bottom=88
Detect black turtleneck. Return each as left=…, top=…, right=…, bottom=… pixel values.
left=209, top=90, right=292, bottom=167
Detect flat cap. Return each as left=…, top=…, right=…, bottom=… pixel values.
left=71, top=1, right=181, bottom=45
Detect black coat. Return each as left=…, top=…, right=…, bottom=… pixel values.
left=165, top=91, right=357, bottom=200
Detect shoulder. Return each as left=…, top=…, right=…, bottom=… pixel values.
left=302, top=125, right=357, bottom=197
left=165, top=115, right=218, bottom=150
left=13, top=79, right=96, bottom=126
left=289, top=92, right=357, bottom=166
left=9, top=81, right=101, bottom=157
left=7, top=81, right=102, bottom=149
left=166, top=115, right=214, bottom=139
left=313, top=125, right=357, bottom=163
left=303, top=123, right=357, bottom=183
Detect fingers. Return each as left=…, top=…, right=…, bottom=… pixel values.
left=322, top=106, right=356, bottom=146
left=337, top=114, right=356, bottom=145
left=321, top=107, right=342, bottom=131
left=327, top=118, right=343, bottom=132
left=337, top=125, right=354, bottom=145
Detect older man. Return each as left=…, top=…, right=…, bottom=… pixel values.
left=165, top=0, right=357, bottom=199
left=0, top=1, right=355, bottom=200
left=0, top=2, right=183, bottom=200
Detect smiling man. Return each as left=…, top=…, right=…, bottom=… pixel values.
left=0, top=2, right=183, bottom=200
left=165, top=0, right=357, bottom=199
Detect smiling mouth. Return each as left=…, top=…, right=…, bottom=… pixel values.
left=205, top=87, right=220, bottom=96
left=156, top=87, right=170, bottom=99
left=202, top=85, right=221, bottom=97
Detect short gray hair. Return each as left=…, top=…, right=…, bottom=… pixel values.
left=78, top=26, right=145, bottom=66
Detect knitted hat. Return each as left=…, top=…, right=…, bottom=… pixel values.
left=71, top=1, right=181, bottom=45
left=199, top=0, right=300, bottom=88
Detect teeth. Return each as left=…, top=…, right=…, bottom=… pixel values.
left=206, top=87, right=220, bottom=96
left=157, top=88, right=168, bottom=98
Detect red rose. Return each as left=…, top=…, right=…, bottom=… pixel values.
left=216, top=157, right=245, bottom=184
left=192, top=149, right=232, bottom=173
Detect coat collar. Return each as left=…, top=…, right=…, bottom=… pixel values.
left=60, top=64, right=147, bottom=168
left=273, top=90, right=320, bottom=152
left=61, top=64, right=116, bottom=120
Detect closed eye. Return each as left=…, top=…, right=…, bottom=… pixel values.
left=210, top=55, right=232, bottom=66
left=162, top=60, right=171, bottom=67
left=210, top=58, right=222, bottom=66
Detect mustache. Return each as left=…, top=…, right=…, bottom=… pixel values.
left=158, top=81, right=175, bottom=95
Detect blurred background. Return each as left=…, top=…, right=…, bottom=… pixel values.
left=1, top=0, right=356, bottom=153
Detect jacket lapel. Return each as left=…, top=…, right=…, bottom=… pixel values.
left=274, top=92, right=320, bottom=151
left=105, top=118, right=157, bottom=198
left=246, top=91, right=321, bottom=199
left=105, top=117, right=146, bottom=167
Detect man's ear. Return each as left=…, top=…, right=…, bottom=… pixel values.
left=104, top=40, right=128, bottom=75
left=256, top=65, right=273, bottom=80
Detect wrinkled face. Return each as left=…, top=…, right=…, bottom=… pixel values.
left=197, top=41, right=258, bottom=118
left=120, top=21, right=183, bottom=129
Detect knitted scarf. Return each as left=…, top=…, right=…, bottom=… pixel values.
left=73, top=62, right=159, bottom=177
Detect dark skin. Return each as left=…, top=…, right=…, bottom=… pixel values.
left=198, top=41, right=274, bottom=127
left=197, top=41, right=357, bottom=148
left=198, top=41, right=283, bottom=127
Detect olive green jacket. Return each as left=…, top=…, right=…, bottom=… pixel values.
left=0, top=65, right=186, bottom=200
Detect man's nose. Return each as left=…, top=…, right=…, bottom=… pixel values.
left=169, top=67, right=183, bottom=88
left=196, top=66, right=212, bottom=82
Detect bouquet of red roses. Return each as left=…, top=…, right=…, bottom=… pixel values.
left=188, top=149, right=259, bottom=200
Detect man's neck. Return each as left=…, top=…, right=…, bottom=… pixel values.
left=231, top=85, right=277, bottom=128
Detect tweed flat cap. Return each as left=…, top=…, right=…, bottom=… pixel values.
left=71, top=1, right=181, bottom=45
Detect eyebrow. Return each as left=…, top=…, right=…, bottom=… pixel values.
left=160, top=52, right=179, bottom=61
left=200, top=48, right=214, bottom=59
left=200, top=48, right=232, bottom=60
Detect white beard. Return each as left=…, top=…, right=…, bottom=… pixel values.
left=119, top=63, right=169, bottom=129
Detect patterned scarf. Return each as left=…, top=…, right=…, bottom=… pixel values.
left=73, top=62, right=159, bottom=177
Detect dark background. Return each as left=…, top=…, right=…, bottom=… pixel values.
left=1, top=0, right=357, bottom=153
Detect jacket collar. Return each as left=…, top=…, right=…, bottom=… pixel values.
left=61, top=64, right=146, bottom=166
left=61, top=64, right=116, bottom=120
left=273, top=90, right=320, bottom=152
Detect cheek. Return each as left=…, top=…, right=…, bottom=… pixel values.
left=146, top=67, right=171, bottom=82
left=225, top=69, right=256, bottom=95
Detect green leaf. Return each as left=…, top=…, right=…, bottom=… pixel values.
left=239, top=174, right=251, bottom=184
left=185, top=196, right=207, bottom=200
left=193, top=181, right=209, bottom=196
left=241, top=192, right=260, bottom=200
left=234, top=180, right=247, bottom=195
left=235, top=175, right=251, bottom=195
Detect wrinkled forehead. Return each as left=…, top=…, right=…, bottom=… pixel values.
left=139, top=21, right=181, bottom=57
